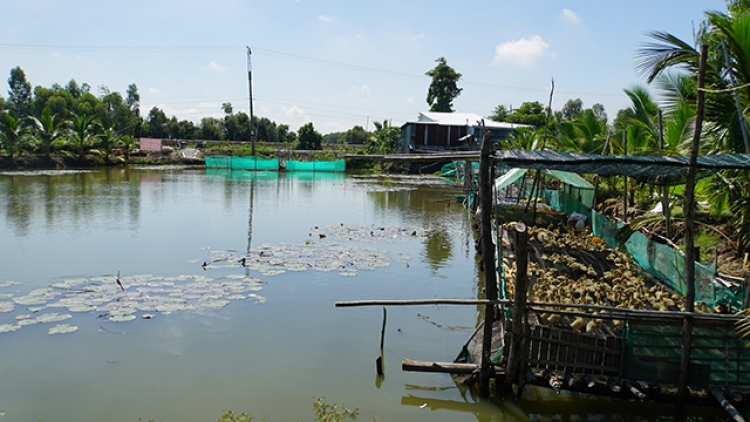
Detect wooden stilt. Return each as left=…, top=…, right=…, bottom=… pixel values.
left=478, top=131, right=497, bottom=398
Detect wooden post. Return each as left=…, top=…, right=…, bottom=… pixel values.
left=479, top=131, right=498, bottom=398
left=505, top=222, right=528, bottom=393
left=463, top=159, right=472, bottom=192
left=677, top=44, right=708, bottom=414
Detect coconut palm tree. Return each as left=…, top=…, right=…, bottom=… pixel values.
left=67, top=113, right=101, bottom=162
left=97, top=127, right=122, bottom=163
left=29, top=107, right=65, bottom=157
left=119, top=135, right=136, bottom=162
left=635, top=3, right=750, bottom=252
left=1, top=112, right=27, bottom=162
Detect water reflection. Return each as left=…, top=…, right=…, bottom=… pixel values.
left=423, top=230, right=453, bottom=274
left=0, top=168, right=143, bottom=237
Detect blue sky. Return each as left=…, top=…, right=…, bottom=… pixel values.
left=0, top=0, right=727, bottom=134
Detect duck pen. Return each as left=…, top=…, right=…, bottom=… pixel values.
left=337, top=54, right=750, bottom=418
left=337, top=136, right=750, bottom=420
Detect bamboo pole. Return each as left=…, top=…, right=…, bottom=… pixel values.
left=479, top=130, right=497, bottom=398
left=677, top=44, right=708, bottom=414
left=712, top=388, right=746, bottom=422
left=336, top=299, right=741, bottom=323
left=659, top=110, right=672, bottom=239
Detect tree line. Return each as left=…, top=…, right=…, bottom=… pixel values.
left=0, top=65, right=407, bottom=161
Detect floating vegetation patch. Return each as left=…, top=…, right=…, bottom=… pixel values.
left=0, top=170, right=93, bottom=177
left=309, top=224, right=428, bottom=244
left=0, top=273, right=266, bottom=336
left=48, top=324, right=79, bottom=335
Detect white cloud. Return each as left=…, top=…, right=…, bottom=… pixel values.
left=561, top=8, right=580, bottom=24
left=349, top=84, right=370, bottom=95
left=207, top=61, right=227, bottom=73
left=492, top=35, right=550, bottom=67
left=282, top=105, right=307, bottom=117
left=405, top=97, right=414, bottom=103
left=148, top=88, right=158, bottom=94
left=318, top=15, right=334, bottom=23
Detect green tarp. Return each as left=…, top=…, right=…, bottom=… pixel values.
left=495, top=168, right=594, bottom=208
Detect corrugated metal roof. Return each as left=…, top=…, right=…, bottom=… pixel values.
left=492, top=150, right=750, bottom=185
left=415, top=112, right=528, bottom=129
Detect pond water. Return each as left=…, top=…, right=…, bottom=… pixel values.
left=0, top=167, right=724, bottom=422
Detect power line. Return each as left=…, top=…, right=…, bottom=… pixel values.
left=0, top=42, right=625, bottom=97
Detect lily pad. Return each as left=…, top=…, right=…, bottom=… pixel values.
left=48, top=324, right=79, bottom=335
left=67, top=304, right=96, bottom=313
left=109, top=314, right=136, bottom=323
left=35, top=313, right=73, bottom=324
left=17, top=319, right=39, bottom=327
left=13, top=296, right=48, bottom=306
left=200, top=299, right=230, bottom=309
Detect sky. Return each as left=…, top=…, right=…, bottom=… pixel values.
left=0, top=0, right=729, bottom=134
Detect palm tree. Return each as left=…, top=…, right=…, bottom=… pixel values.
left=1, top=112, right=27, bottom=162
left=635, top=3, right=750, bottom=252
left=67, top=113, right=101, bottom=162
left=29, top=107, right=65, bottom=157
left=119, top=135, right=136, bottom=162
left=97, top=127, right=122, bottom=163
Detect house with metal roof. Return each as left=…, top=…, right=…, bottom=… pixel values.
left=399, top=111, right=528, bottom=153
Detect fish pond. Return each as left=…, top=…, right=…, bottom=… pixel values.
left=0, top=167, right=726, bottom=422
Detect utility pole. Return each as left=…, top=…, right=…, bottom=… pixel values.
left=247, top=47, right=256, bottom=156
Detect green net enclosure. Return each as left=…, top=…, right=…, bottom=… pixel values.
left=284, top=159, right=345, bottom=172
left=204, top=156, right=280, bottom=170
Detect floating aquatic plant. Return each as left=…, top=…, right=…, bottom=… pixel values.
left=0, top=272, right=267, bottom=336
left=48, top=324, right=78, bottom=335
left=309, top=224, right=428, bottom=243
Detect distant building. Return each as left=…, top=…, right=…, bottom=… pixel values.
left=139, top=138, right=163, bottom=152
left=399, top=112, right=528, bottom=153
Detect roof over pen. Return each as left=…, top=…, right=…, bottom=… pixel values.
left=491, top=150, right=750, bottom=185
left=414, top=112, right=530, bottom=130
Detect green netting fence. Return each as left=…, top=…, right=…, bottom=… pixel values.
left=440, top=162, right=479, bottom=182
left=204, top=156, right=280, bottom=170
left=284, top=159, right=345, bottom=172
left=545, top=189, right=744, bottom=310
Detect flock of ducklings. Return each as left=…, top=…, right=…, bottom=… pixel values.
left=500, top=223, right=714, bottom=334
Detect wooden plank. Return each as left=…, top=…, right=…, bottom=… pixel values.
left=529, top=326, right=541, bottom=370
left=561, top=330, right=572, bottom=374
left=402, top=359, right=498, bottom=375
left=525, top=334, right=619, bottom=355
left=528, top=359, right=619, bottom=374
